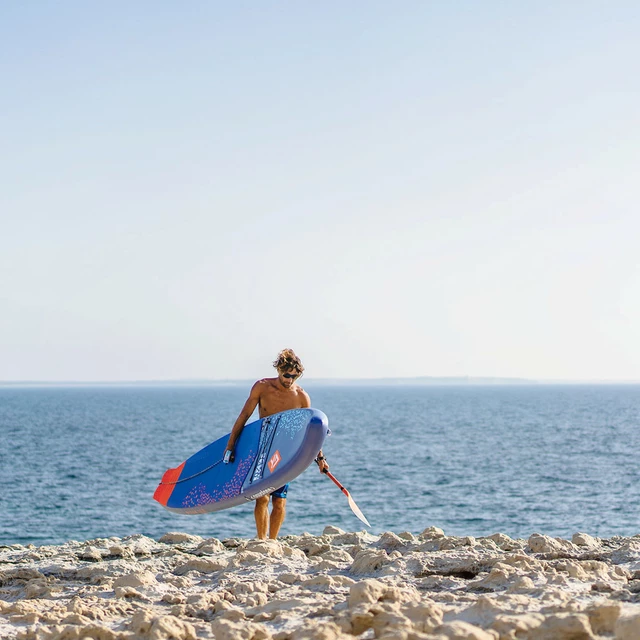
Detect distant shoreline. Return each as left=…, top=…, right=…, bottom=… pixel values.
left=1, top=377, right=639, bottom=387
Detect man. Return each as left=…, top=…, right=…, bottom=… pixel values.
left=224, top=349, right=329, bottom=539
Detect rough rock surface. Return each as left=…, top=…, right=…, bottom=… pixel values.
left=1, top=527, right=640, bottom=639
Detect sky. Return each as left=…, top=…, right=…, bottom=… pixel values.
left=1, top=1, right=639, bottom=382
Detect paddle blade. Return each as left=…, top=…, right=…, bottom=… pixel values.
left=346, top=490, right=371, bottom=527
left=323, top=469, right=371, bottom=527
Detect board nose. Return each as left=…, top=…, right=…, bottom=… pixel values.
left=310, top=409, right=329, bottom=433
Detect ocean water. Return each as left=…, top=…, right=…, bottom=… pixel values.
left=1, top=384, right=638, bottom=546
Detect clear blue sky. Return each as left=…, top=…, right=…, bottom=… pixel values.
left=1, top=1, right=639, bottom=381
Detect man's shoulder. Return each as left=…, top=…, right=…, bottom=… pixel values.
left=253, top=377, right=277, bottom=390
left=295, top=385, right=311, bottom=403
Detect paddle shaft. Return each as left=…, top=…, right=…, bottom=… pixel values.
left=321, top=467, right=371, bottom=527
left=323, top=469, right=349, bottom=496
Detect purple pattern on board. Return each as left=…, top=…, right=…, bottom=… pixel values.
left=181, top=452, right=255, bottom=510
left=278, top=409, right=308, bottom=438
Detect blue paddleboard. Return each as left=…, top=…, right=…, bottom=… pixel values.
left=154, top=408, right=329, bottom=514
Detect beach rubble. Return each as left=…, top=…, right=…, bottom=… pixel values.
left=2, top=528, right=640, bottom=639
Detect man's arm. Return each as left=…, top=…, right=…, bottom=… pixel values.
left=225, top=382, right=261, bottom=458
left=301, top=388, right=329, bottom=473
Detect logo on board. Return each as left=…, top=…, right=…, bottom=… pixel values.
left=268, top=450, right=282, bottom=473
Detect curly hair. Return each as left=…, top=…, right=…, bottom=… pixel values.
left=273, top=348, right=304, bottom=375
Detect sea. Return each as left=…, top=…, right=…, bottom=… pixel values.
left=1, top=384, right=638, bottom=547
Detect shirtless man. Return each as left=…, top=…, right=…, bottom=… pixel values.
left=224, top=349, right=329, bottom=539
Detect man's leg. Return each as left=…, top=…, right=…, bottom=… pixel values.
left=254, top=496, right=269, bottom=539
left=269, top=496, right=286, bottom=539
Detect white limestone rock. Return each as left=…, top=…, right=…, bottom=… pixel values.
left=377, top=531, right=408, bottom=551
left=470, top=565, right=519, bottom=591
left=490, top=613, right=545, bottom=638
left=78, top=546, right=105, bottom=562
left=452, top=594, right=514, bottom=627
left=434, top=620, right=498, bottom=639
left=616, top=611, right=640, bottom=640
left=108, top=544, right=134, bottom=559
left=119, top=534, right=163, bottom=557
left=302, top=574, right=337, bottom=590
left=505, top=575, right=537, bottom=593
left=350, top=549, right=390, bottom=575
left=369, top=606, right=413, bottom=637
left=348, top=579, right=387, bottom=606
left=242, top=539, right=287, bottom=558
left=572, top=532, right=599, bottom=548
left=528, top=533, right=574, bottom=554
left=245, top=596, right=318, bottom=622
left=129, top=609, right=198, bottom=639
left=611, top=539, right=640, bottom=564
left=7, top=527, right=640, bottom=640
left=210, top=617, right=271, bottom=640
left=485, top=533, right=522, bottom=551
left=317, top=548, right=354, bottom=564
left=527, top=613, right=594, bottom=640
left=398, top=531, right=416, bottom=541
left=283, top=620, right=345, bottom=640
left=401, top=601, right=444, bottom=633
left=322, top=526, right=345, bottom=535
left=158, top=532, right=204, bottom=546
left=553, top=559, right=629, bottom=584
left=173, top=557, right=228, bottom=574
left=585, top=601, right=621, bottom=635
left=194, top=538, right=225, bottom=555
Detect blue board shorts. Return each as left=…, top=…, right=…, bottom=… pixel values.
left=271, top=484, right=289, bottom=499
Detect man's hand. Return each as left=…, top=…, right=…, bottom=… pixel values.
left=315, top=453, right=329, bottom=474
left=223, top=448, right=235, bottom=464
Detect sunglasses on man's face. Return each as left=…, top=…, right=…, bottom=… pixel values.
left=282, top=372, right=299, bottom=379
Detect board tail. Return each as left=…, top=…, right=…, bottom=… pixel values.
left=153, top=462, right=185, bottom=506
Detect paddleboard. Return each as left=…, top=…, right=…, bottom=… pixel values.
left=153, top=408, right=329, bottom=514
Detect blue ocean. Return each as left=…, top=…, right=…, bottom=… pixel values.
left=1, top=384, right=638, bottom=546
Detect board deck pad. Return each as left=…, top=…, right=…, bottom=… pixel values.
left=153, top=408, right=329, bottom=514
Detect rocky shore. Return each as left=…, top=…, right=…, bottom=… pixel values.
left=2, top=527, right=640, bottom=640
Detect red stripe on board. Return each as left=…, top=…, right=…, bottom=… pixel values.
left=153, top=461, right=185, bottom=506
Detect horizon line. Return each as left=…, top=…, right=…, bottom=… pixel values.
left=1, top=375, right=640, bottom=386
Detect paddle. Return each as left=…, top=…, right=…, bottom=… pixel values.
left=322, top=469, right=371, bottom=527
